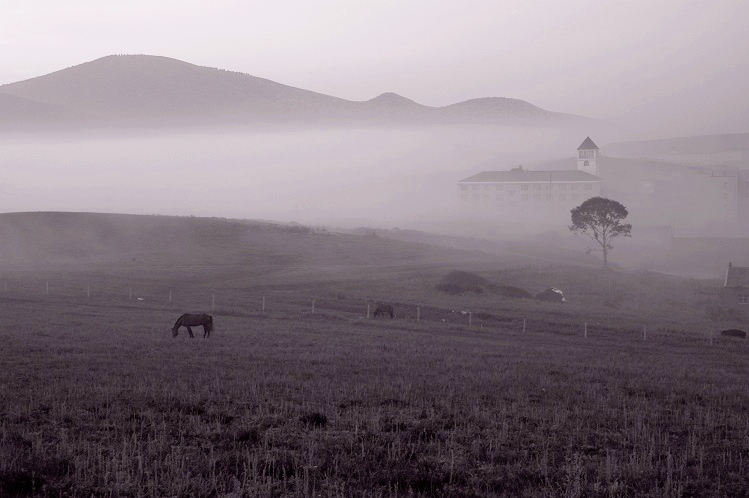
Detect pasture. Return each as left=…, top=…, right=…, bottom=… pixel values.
left=2, top=258, right=749, bottom=497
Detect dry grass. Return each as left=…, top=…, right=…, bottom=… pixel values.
left=1, top=262, right=748, bottom=497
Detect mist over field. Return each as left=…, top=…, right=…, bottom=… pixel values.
left=0, top=125, right=590, bottom=226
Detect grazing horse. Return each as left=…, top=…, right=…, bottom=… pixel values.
left=172, top=313, right=213, bottom=338
left=373, top=303, right=394, bottom=318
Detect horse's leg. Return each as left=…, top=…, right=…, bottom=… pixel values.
left=186, top=325, right=194, bottom=338
left=203, top=324, right=209, bottom=338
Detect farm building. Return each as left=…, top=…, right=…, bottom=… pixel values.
left=457, top=137, right=603, bottom=224
left=722, top=262, right=749, bottom=308
left=458, top=134, right=749, bottom=235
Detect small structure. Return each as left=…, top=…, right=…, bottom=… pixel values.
left=722, top=262, right=749, bottom=308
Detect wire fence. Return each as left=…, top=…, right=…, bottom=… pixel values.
left=0, top=272, right=736, bottom=349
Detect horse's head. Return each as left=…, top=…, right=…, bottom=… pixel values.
left=172, top=326, right=179, bottom=338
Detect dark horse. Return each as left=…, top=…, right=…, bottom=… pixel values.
left=172, top=313, right=213, bottom=338
left=373, top=303, right=394, bottom=318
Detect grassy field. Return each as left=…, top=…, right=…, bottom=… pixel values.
left=1, top=260, right=749, bottom=498
left=1, top=213, right=748, bottom=497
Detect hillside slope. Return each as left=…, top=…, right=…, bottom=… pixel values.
left=0, top=212, right=492, bottom=274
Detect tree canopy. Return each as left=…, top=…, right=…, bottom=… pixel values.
left=569, top=197, right=632, bottom=267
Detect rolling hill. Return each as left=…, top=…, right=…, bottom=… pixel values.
left=0, top=212, right=495, bottom=277
left=0, top=55, right=607, bottom=130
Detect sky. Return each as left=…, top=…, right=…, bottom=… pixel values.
left=1, top=0, right=748, bottom=135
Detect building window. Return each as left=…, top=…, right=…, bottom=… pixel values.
left=571, top=194, right=579, bottom=202
left=558, top=184, right=567, bottom=190
left=545, top=184, right=551, bottom=190
left=461, top=193, right=469, bottom=200
left=471, top=185, right=479, bottom=191
left=584, top=160, right=589, bottom=166
left=559, top=194, right=566, bottom=202
left=739, top=295, right=749, bottom=305
left=495, top=184, right=504, bottom=190
left=521, top=184, right=529, bottom=191
left=508, top=190, right=516, bottom=196
left=533, top=184, right=541, bottom=190
left=534, top=194, right=542, bottom=200
left=584, top=184, right=593, bottom=190
left=484, top=185, right=492, bottom=190
left=460, top=185, right=469, bottom=191
left=571, top=184, right=579, bottom=191
left=521, top=194, right=529, bottom=201
left=472, top=194, right=480, bottom=200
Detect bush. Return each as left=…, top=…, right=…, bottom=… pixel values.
left=494, top=285, right=533, bottom=299
left=536, top=288, right=565, bottom=303
left=435, top=271, right=487, bottom=295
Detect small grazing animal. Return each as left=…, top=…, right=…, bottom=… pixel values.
left=373, top=303, right=394, bottom=318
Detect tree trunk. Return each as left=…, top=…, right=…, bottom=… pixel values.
left=602, top=244, right=608, bottom=268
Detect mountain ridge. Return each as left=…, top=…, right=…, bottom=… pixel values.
left=0, top=54, right=608, bottom=130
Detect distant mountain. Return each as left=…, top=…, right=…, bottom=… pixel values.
left=0, top=92, right=78, bottom=125
left=0, top=54, right=607, bottom=130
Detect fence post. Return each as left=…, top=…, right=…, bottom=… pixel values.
left=129, top=288, right=132, bottom=300
left=584, top=322, right=588, bottom=338
left=169, top=290, right=172, bottom=303
left=262, top=296, right=266, bottom=312
left=367, top=303, right=370, bottom=319
left=523, top=319, right=526, bottom=334
left=417, top=306, right=420, bottom=322
left=312, top=299, right=315, bottom=314
left=710, top=329, right=713, bottom=346
left=212, top=294, right=215, bottom=312
left=468, top=312, right=472, bottom=326
left=46, top=281, right=49, bottom=295
left=643, top=325, right=647, bottom=341
left=87, top=285, right=90, bottom=299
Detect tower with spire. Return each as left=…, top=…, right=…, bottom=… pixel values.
left=577, top=136, right=600, bottom=177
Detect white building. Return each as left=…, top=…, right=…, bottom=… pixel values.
left=458, top=137, right=603, bottom=223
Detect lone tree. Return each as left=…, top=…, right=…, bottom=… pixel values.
left=569, top=197, right=632, bottom=268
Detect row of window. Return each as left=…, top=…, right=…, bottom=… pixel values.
left=579, top=150, right=596, bottom=159
left=460, top=183, right=595, bottom=192
left=462, top=193, right=582, bottom=202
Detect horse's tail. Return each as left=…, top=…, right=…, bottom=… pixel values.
left=208, top=315, right=214, bottom=335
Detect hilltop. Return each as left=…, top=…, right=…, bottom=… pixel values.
left=0, top=55, right=607, bottom=130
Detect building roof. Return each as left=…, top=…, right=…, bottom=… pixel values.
left=725, top=263, right=749, bottom=287
left=458, top=169, right=603, bottom=183
left=577, top=136, right=599, bottom=150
